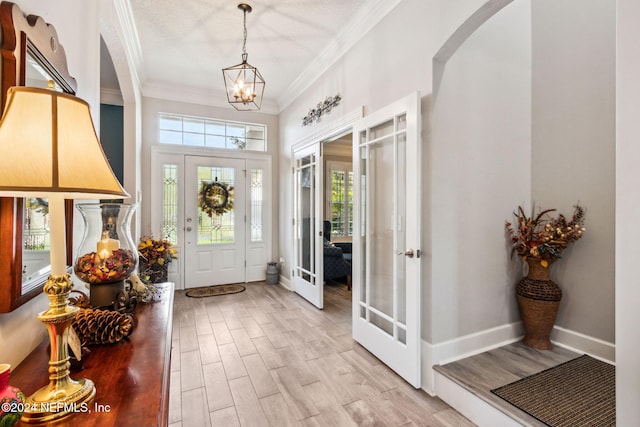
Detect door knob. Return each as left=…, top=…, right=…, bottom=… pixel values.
left=399, top=249, right=421, bottom=258
left=186, top=226, right=192, bottom=232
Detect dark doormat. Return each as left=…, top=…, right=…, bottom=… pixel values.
left=186, top=284, right=246, bottom=298
left=491, top=354, right=615, bottom=427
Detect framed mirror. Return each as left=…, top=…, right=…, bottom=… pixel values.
left=0, top=1, right=77, bottom=312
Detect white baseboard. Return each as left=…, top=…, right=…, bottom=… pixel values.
left=431, top=322, right=524, bottom=366
left=278, top=275, right=292, bottom=291
left=551, top=325, right=615, bottom=363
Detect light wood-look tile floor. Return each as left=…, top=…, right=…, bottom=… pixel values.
left=168, top=282, right=475, bottom=427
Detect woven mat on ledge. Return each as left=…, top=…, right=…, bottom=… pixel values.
left=491, top=354, right=615, bottom=427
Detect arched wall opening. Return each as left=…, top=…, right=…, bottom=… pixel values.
left=428, top=0, right=615, bottom=371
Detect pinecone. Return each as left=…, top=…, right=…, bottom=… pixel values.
left=68, top=289, right=91, bottom=308
left=72, top=307, right=133, bottom=345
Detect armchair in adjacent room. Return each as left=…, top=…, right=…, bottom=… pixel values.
left=323, top=221, right=352, bottom=290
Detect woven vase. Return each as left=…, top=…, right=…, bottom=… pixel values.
left=516, top=258, right=562, bottom=350
left=141, top=262, right=168, bottom=284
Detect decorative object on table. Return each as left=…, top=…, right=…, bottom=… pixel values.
left=144, top=281, right=171, bottom=302
left=505, top=204, right=586, bottom=349
left=302, top=94, right=342, bottom=126
left=68, top=290, right=91, bottom=309
left=265, top=262, right=279, bottom=285
left=127, top=273, right=156, bottom=303
left=0, top=87, right=129, bottom=422
left=185, top=284, right=246, bottom=298
left=0, top=364, right=25, bottom=427
left=199, top=179, right=234, bottom=218
left=75, top=203, right=139, bottom=312
left=138, top=237, right=178, bottom=284
left=222, top=3, right=265, bottom=111
left=71, top=307, right=133, bottom=346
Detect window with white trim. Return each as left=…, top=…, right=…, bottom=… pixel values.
left=158, top=113, right=266, bottom=151
left=326, top=161, right=353, bottom=238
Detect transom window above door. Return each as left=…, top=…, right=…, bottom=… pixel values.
left=158, top=113, right=266, bottom=151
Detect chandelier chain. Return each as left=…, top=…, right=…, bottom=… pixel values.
left=242, top=9, right=248, bottom=55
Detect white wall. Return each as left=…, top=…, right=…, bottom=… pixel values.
left=0, top=0, right=102, bottom=368
left=431, top=1, right=532, bottom=343
left=616, top=0, right=640, bottom=423
left=278, top=0, right=444, bottom=284
left=531, top=0, right=615, bottom=343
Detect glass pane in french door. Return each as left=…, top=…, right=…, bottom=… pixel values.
left=196, top=166, right=235, bottom=244
left=369, top=135, right=395, bottom=334
left=396, top=129, right=407, bottom=331
left=360, top=115, right=408, bottom=343
left=296, top=154, right=316, bottom=284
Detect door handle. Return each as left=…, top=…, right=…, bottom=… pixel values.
left=398, top=249, right=420, bottom=258
left=402, top=249, right=414, bottom=258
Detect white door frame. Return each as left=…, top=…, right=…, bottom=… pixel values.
left=151, top=145, right=272, bottom=290
left=289, top=108, right=364, bottom=307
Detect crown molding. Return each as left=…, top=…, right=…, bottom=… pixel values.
left=100, top=88, right=124, bottom=106
left=142, top=80, right=280, bottom=115
left=112, top=0, right=144, bottom=88
left=277, top=0, right=403, bottom=112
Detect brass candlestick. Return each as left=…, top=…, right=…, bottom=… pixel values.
left=20, top=274, right=95, bottom=423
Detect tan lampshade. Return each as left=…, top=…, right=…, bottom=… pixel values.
left=0, top=86, right=128, bottom=199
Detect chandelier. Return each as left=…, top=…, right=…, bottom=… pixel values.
left=222, top=3, right=265, bottom=111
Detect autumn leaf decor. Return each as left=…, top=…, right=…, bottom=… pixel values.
left=138, top=237, right=178, bottom=284
left=138, top=237, right=178, bottom=266
left=505, top=204, right=586, bottom=268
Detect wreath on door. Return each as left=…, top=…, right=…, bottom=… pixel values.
left=199, top=180, right=234, bottom=217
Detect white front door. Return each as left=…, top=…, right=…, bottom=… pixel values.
left=184, top=155, right=246, bottom=287
left=352, top=92, right=422, bottom=387
left=151, top=151, right=272, bottom=289
left=292, top=143, right=324, bottom=308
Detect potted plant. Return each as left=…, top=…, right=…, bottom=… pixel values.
left=505, top=204, right=586, bottom=349
left=138, top=237, right=178, bottom=284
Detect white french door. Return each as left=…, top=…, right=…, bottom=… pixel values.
left=292, top=143, right=324, bottom=308
left=352, top=92, right=422, bottom=387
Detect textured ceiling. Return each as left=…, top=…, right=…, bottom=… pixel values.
left=102, top=0, right=399, bottom=113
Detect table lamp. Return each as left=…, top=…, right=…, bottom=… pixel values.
left=0, top=86, right=129, bottom=423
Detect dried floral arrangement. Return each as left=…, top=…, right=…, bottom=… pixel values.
left=505, top=204, right=586, bottom=267
left=74, top=248, right=137, bottom=284
left=138, top=237, right=177, bottom=266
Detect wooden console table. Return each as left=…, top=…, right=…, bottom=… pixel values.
left=11, top=282, right=174, bottom=426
